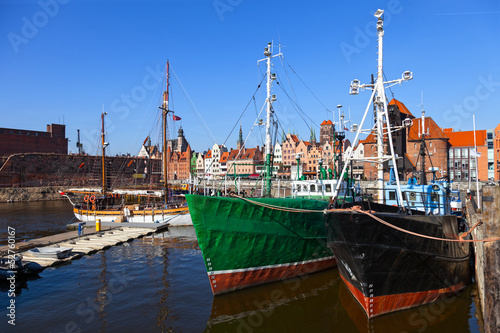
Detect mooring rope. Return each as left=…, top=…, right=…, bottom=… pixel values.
left=233, top=195, right=326, bottom=213
left=327, top=205, right=500, bottom=243
left=234, top=195, right=500, bottom=243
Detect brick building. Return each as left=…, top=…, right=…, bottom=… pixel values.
left=444, top=129, right=488, bottom=182
left=0, top=124, right=68, bottom=156
left=166, top=127, right=192, bottom=180
left=363, top=99, right=449, bottom=182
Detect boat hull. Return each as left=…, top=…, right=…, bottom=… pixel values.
left=185, top=195, right=336, bottom=295
left=73, top=207, right=192, bottom=226
left=325, top=202, right=470, bottom=318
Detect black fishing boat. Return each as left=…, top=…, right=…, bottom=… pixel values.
left=325, top=9, right=470, bottom=318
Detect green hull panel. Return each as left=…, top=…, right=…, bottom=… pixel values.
left=186, top=195, right=334, bottom=274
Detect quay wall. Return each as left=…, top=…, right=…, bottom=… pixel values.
left=0, top=153, right=158, bottom=188
left=469, top=185, right=500, bottom=333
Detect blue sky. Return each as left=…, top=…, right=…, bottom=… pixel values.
left=1, top=0, right=499, bottom=155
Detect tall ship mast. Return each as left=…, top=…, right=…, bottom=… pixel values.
left=60, top=60, right=192, bottom=227
left=259, top=42, right=281, bottom=197
left=325, top=9, right=471, bottom=318
left=161, top=61, right=171, bottom=203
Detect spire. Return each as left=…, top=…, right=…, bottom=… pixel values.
left=310, top=127, right=316, bottom=144
left=237, top=125, right=244, bottom=150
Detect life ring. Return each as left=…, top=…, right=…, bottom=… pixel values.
left=84, top=195, right=89, bottom=202
left=90, top=195, right=96, bottom=203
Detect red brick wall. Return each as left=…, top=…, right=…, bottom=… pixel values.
left=0, top=124, right=68, bottom=156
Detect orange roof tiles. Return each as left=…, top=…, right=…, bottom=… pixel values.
left=407, top=117, right=449, bottom=141
left=389, top=98, right=414, bottom=118
left=320, top=120, right=333, bottom=126
left=446, top=129, right=487, bottom=147
left=205, top=150, right=212, bottom=158
left=219, top=151, right=229, bottom=163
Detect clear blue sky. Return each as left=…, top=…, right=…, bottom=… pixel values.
left=1, top=0, right=499, bottom=155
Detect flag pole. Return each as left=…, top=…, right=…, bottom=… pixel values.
left=473, top=114, right=481, bottom=208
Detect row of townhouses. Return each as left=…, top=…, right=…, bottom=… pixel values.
left=139, top=99, right=500, bottom=183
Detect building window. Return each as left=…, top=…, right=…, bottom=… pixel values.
left=463, top=171, right=468, bottom=181
left=450, top=170, right=454, bottom=180
left=429, top=142, right=432, bottom=147
left=488, top=162, right=494, bottom=170
left=454, top=161, right=460, bottom=170
left=488, top=132, right=493, bottom=140
left=470, top=159, right=476, bottom=169
left=488, top=141, right=494, bottom=148
left=455, top=148, right=461, bottom=159
left=414, top=143, right=417, bottom=149
left=449, top=150, right=454, bottom=158
left=462, top=148, right=468, bottom=158
left=462, top=160, right=468, bottom=170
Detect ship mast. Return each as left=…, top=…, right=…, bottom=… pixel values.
left=101, top=112, right=108, bottom=194
left=258, top=42, right=281, bottom=197
left=160, top=61, right=172, bottom=203
left=333, top=9, right=413, bottom=207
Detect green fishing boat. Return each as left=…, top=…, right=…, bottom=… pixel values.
left=184, top=43, right=363, bottom=295
left=186, top=195, right=335, bottom=294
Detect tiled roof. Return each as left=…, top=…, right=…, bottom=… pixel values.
left=363, top=115, right=448, bottom=143
left=446, top=129, right=487, bottom=147
left=389, top=98, right=414, bottom=118
left=205, top=150, right=212, bottom=158
left=290, top=134, right=299, bottom=143
left=320, top=120, right=333, bottom=126
left=407, top=117, right=449, bottom=141
left=219, top=151, right=229, bottom=163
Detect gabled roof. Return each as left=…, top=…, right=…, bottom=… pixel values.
left=446, top=129, right=487, bottom=147
left=407, top=117, right=449, bottom=141
left=228, top=149, right=241, bottom=161
left=240, top=148, right=262, bottom=160
left=389, top=98, right=414, bottom=118
left=288, top=134, right=299, bottom=143
left=219, top=151, right=229, bottom=163
left=204, top=150, right=212, bottom=159
left=320, top=120, right=333, bottom=126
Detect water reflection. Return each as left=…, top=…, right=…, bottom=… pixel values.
left=95, top=251, right=109, bottom=332
left=339, top=281, right=476, bottom=333
left=205, top=269, right=351, bottom=333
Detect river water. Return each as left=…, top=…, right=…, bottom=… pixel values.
left=0, top=201, right=484, bottom=332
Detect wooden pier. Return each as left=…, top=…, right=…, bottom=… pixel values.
left=0, top=226, right=164, bottom=274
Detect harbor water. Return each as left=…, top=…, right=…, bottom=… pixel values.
left=0, top=201, right=484, bottom=332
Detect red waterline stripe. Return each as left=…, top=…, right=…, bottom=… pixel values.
left=340, top=274, right=467, bottom=318
left=209, top=257, right=337, bottom=295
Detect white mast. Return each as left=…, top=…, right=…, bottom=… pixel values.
left=258, top=42, right=281, bottom=196
left=473, top=114, right=481, bottom=207
left=333, top=9, right=413, bottom=207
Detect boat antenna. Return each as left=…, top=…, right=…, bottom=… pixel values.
left=257, top=42, right=282, bottom=196
left=333, top=9, right=413, bottom=208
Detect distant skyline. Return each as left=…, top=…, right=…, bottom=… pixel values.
left=1, top=0, right=499, bottom=155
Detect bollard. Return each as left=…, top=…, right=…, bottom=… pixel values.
left=96, top=219, right=101, bottom=232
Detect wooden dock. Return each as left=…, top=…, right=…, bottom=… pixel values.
left=1, top=226, right=162, bottom=274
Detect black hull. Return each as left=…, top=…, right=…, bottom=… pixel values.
left=325, top=201, right=470, bottom=317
